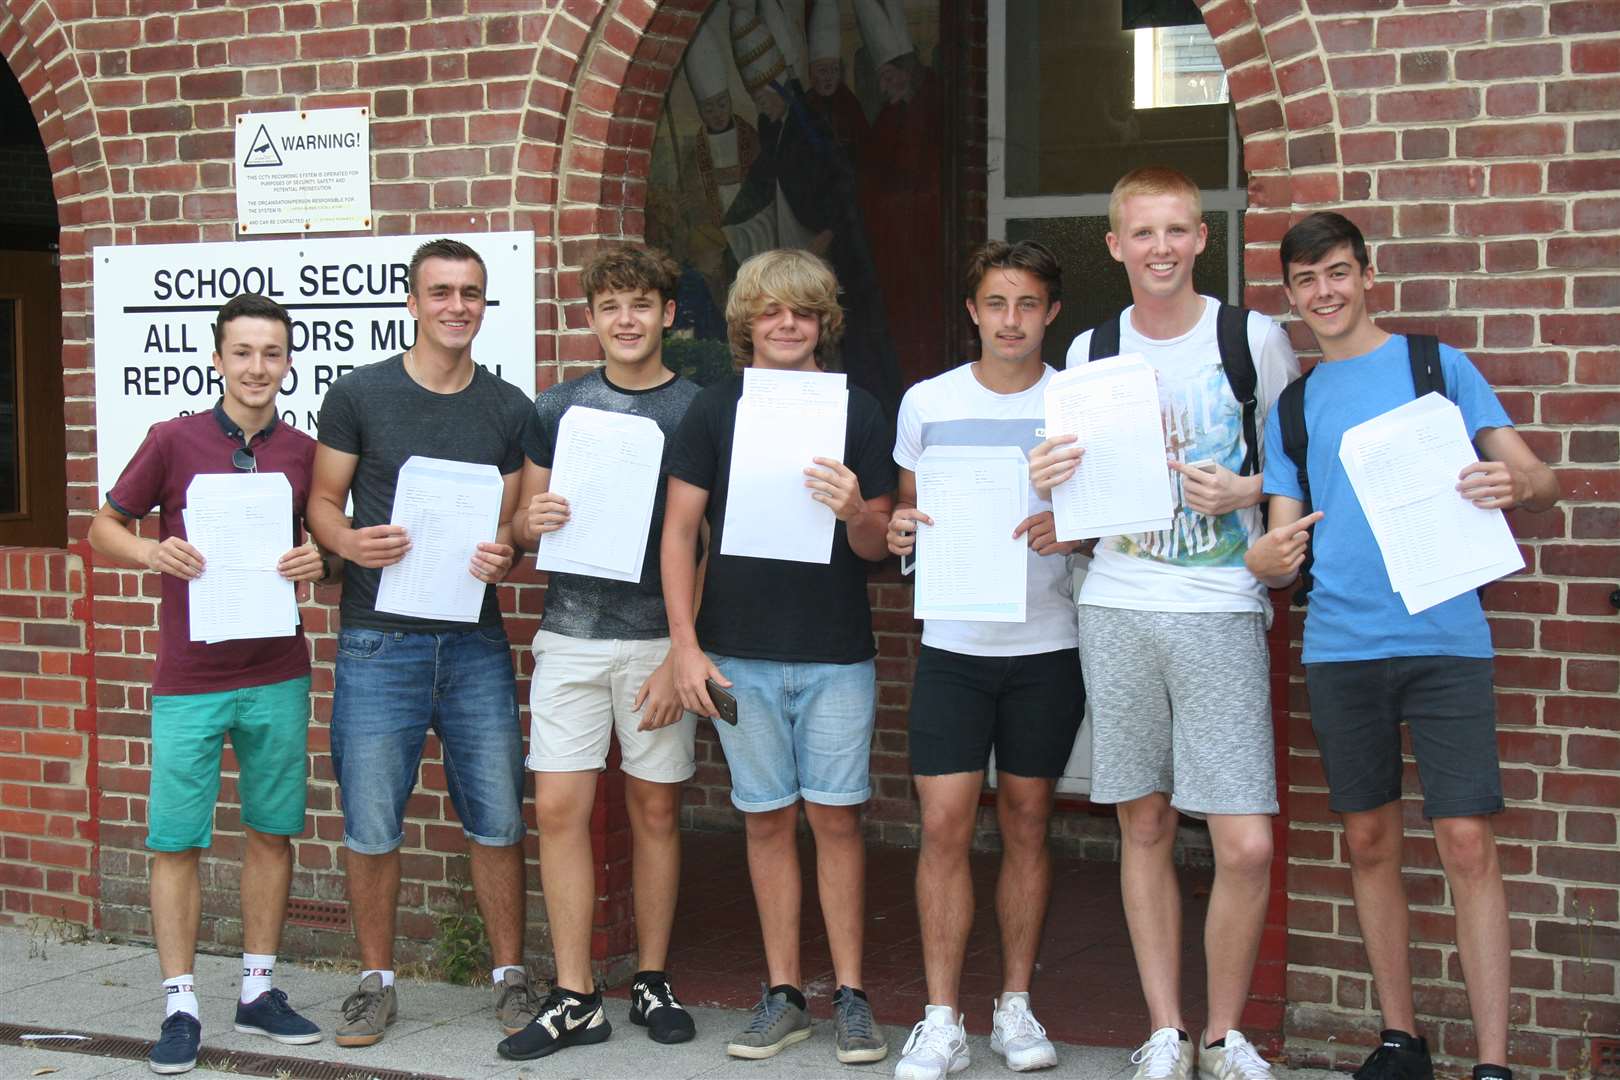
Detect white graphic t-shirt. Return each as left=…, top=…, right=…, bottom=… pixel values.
left=894, top=362, right=1079, bottom=657
left=1066, top=297, right=1298, bottom=616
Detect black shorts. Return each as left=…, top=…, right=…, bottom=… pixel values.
left=1304, top=656, right=1502, bottom=820
left=908, top=645, right=1085, bottom=778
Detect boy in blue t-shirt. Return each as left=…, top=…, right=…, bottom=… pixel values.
left=1247, top=212, right=1558, bottom=1080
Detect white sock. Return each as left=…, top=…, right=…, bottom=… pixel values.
left=361, top=968, right=395, bottom=988
left=241, top=953, right=275, bottom=1004
left=492, top=965, right=524, bottom=986
left=998, top=990, right=1030, bottom=1010
left=164, top=974, right=198, bottom=1019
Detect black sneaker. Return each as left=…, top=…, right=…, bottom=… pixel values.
left=234, top=988, right=321, bottom=1045
left=149, top=1011, right=201, bottom=1075
left=629, top=971, right=696, bottom=1044
left=496, top=987, right=611, bottom=1061
left=1354, top=1031, right=1434, bottom=1080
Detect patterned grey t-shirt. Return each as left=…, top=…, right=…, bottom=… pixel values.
left=522, top=369, right=701, bottom=640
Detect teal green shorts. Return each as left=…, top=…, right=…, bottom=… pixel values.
left=147, top=675, right=312, bottom=852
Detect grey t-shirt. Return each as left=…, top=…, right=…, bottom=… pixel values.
left=522, top=369, right=701, bottom=640
left=318, top=354, right=530, bottom=633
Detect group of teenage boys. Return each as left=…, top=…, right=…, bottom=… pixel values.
left=95, top=165, right=1557, bottom=1080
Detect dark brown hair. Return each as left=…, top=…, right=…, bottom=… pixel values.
left=581, top=244, right=681, bottom=308
left=408, top=237, right=488, bottom=294
left=1280, top=211, right=1370, bottom=277
left=962, top=240, right=1062, bottom=304
left=212, top=293, right=292, bottom=353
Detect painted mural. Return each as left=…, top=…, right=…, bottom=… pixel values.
left=647, top=0, right=946, bottom=415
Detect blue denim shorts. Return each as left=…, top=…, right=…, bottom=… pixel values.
left=706, top=654, right=876, bottom=813
left=331, top=625, right=525, bottom=853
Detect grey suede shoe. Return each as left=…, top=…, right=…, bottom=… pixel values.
left=334, top=973, right=397, bottom=1047
left=833, top=985, right=888, bottom=1064
left=725, top=987, right=812, bottom=1059
left=494, top=968, right=538, bottom=1036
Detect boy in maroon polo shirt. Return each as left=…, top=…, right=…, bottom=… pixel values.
left=89, top=293, right=334, bottom=1075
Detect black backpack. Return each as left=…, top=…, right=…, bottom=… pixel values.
left=1088, top=303, right=1261, bottom=477
left=1277, top=333, right=1443, bottom=606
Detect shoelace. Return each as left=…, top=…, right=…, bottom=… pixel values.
left=901, top=1016, right=961, bottom=1059
left=158, top=1012, right=197, bottom=1039
left=341, top=985, right=384, bottom=1023
left=836, top=992, right=874, bottom=1039
left=998, top=1002, right=1048, bottom=1044
left=1356, top=1044, right=1401, bottom=1080
left=637, top=979, right=678, bottom=1013
left=257, top=988, right=295, bottom=1014
left=1221, top=1038, right=1273, bottom=1080
left=1131, top=1029, right=1184, bottom=1079
left=744, top=993, right=790, bottom=1035
left=496, top=977, right=534, bottom=1015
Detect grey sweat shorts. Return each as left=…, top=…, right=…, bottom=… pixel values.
left=1079, top=606, right=1277, bottom=816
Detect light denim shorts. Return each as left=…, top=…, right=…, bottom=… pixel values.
left=706, top=654, right=876, bottom=813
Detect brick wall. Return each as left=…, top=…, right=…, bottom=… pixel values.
left=0, top=0, right=1613, bottom=1065
left=1200, top=0, right=1620, bottom=1074
left=0, top=547, right=95, bottom=929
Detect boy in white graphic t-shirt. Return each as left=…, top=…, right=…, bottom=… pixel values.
left=1030, top=167, right=1298, bottom=1080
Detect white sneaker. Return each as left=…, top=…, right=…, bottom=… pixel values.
left=1131, top=1026, right=1195, bottom=1080
left=895, top=1005, right=969, bottom=1080
left=990, top=993, right=1057, bottom=1072
left=1199, top=1030, right=1273, bottom=1080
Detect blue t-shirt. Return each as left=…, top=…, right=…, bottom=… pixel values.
left=1261, top=335, right=1513, bottom=663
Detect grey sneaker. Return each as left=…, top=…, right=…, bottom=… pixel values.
left=726, top=987, right=812, bottom=1060
left=335, top=973, right=397, bottom=1047
left=834, top=985, right=888, bottom=1064
left=494, top=968, right=538, bottom=1036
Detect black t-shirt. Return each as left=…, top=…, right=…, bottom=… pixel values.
left=666, top=374, right=896, bottom=664
left=317, top=354, right=530, bottom=632
left=521, top=369, right=701, bottom=640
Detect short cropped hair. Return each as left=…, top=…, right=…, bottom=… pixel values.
left=725, top=249, right=845, bottom=368
left=1107, top=166, right=1202, bottom=233
left=1280, top=211, right=1370, bottom=276
left=581, top=244, right=681, bottom=308
left=408, top=237, right=488, bottom=294
left=212, top=293, right=293, bottom=353
left=962, top=239, right=1063, bottom=304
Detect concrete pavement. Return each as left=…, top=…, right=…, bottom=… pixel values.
left=0, top=926, right=1340, bottom=1079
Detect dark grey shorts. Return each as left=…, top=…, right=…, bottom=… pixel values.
left=1304, top=656, right=1502, bottom=820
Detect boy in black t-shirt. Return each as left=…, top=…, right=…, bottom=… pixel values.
left=662, top=250, right=896, bottom=1067
left=496, top=246, right=701, bottom=1061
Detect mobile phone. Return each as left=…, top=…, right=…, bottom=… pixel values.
left=705, top=678, right=739, bottom=725
left=1188, top=458, right=1217, bottom=474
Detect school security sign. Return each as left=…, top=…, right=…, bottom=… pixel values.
left=91, top=231, right=537, bottom=500
left=235, top=107, right=370, bottom=234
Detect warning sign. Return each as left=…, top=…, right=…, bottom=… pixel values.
left=241, top=124, right=282, bottom=168
left=234, top=107, right=371, bottom=235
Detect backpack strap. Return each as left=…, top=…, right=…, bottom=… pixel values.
left=1407, top=333, right=1445, bottom=398
left=1277, top=368, right=1315, bottom=605
left=1087, top=314, right=1122, bottom=362
left=1217, top=304, right=1260, bottom=476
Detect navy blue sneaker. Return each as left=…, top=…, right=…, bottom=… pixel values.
left=149, top=1011, right=200, bottom=1075
left=233, top=988, right=322, bottom=1045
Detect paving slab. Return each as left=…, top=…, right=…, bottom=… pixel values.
left=0, top=927, right=1341, bottom=1080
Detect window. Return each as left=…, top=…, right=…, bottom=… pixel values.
left=989, top=0, right=1245, bottom=369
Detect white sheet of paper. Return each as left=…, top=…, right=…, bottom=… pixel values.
left=535, top=407, right=664, bottom=583
left=183, top=472, right=299, bottom=643
left=720, top=368, right=849, bottom=564
left=1338, top=393, right=1524, bottom=614
left=376, top=456, right=504, bottom=623
left=1045, top=354, right=1175, bottom=540
left=913, top=445, right=1029, bottom=622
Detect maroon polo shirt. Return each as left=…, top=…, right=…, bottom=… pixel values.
left=106, top=401, right=316, bottom=696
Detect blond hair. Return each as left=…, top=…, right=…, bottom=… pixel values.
left=1108, top=167, right=1202, bottom=233
left=724, top=249, right=846, bottom=368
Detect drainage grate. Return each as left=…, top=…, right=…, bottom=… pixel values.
left=286, top=896, right=351, bottom=930
left=0, top=1022, right=458, bottom=1080
left=1595, top=1037, right=1620, bottom=1079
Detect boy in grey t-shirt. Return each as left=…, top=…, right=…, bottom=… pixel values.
left=497, top=246, right=701, bottom=1062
